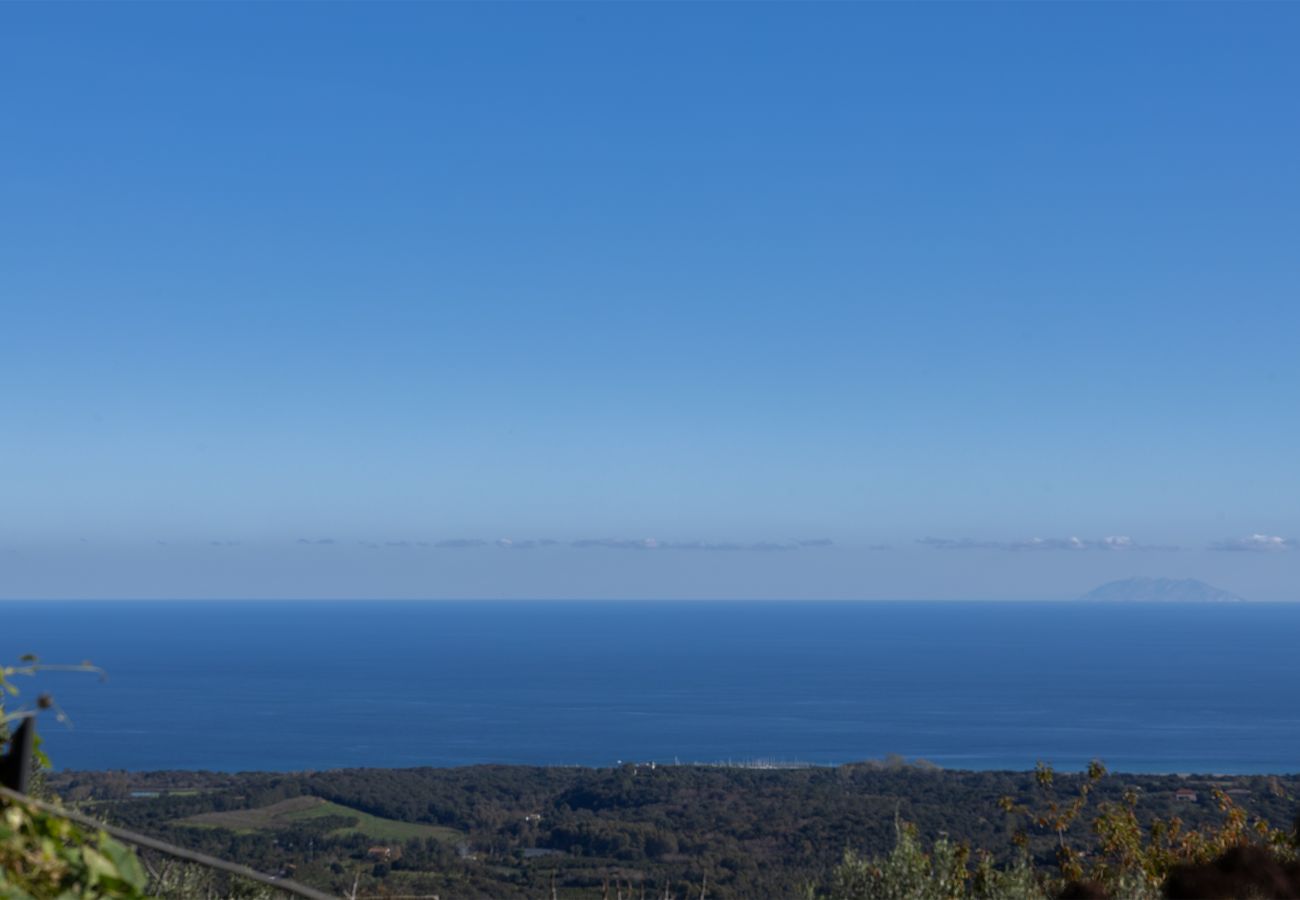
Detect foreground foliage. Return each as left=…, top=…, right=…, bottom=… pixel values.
left=0, top=794, right=148, bottom=900
left=824, top=761, right=1300, bottom=900
left=1, top=659, right=148, bottom=899
left=829, top=820, right=1044, bottom=900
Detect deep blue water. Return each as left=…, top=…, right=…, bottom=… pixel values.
left=3, top=601, right=1298, bottom=774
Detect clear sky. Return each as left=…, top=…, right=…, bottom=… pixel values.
left=3, top=3, right=1298, bottom=600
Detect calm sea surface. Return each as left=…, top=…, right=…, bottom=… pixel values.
left=3, top=601, right=1298, bottom=774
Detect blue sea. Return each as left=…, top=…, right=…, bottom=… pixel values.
left=3, top=601, right=1298, bottom=774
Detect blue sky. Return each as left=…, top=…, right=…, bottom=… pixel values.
left=3, top=3, right=1299, bottom=599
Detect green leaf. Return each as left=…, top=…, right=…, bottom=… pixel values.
left=101, top=837, right=149, bottom=889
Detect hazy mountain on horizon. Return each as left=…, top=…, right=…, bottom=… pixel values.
left=1078, top=577, right=1244, bottom=603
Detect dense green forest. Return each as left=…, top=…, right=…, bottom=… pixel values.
left=46, top=762, right=1300, bottom=898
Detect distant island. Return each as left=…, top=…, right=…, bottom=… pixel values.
left=1078, top=576, right=1244, bottom=603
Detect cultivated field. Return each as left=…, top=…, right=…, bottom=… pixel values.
left=176, top=795, right=463, bottom=843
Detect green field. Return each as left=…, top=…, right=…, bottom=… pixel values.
left=175, top=796, right=463, bottom=843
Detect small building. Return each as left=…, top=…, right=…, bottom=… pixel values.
left=1174, top=789, right=1198, bottom=802
left=366, top=846, right=392, bottom=861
